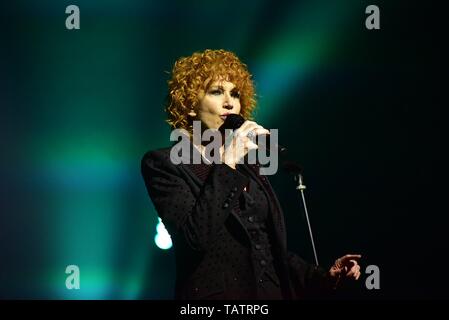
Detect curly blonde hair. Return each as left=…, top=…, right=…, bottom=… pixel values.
left=165, top=49, right=256, bottom=131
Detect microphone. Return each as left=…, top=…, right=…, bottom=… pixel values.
left=218, top=114, right=287, bottom=155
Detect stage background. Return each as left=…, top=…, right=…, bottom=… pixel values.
left=1, top=0, right=446, bottom=299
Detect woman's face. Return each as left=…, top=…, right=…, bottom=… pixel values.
left=195, top=80, right=241, bottom=130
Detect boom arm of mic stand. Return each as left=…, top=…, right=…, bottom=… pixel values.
left=295, top=173, right=320, bottom=266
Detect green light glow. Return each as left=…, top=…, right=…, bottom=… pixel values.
left=6, top=0, right=363, bottom=299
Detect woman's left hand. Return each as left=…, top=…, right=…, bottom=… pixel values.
left=329, top=254, right=362, bottom=281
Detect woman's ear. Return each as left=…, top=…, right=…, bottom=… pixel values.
left=188, top=109, right=197, bottom=117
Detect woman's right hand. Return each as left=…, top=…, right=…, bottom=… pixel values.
left=220, top=120, right=270, bottom=169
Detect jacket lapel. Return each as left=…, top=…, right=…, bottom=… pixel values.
left=176, top=145, right=252, bottom=244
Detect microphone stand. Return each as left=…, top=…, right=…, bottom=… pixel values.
left=294, top=173, right=320, bottom=266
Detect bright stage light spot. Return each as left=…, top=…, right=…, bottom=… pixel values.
left=154, top=218, right=172, bottom=250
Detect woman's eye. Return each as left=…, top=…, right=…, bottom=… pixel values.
left=232, top=92, right=240, bottom=98
left=210, top=90, right=222, bottom=95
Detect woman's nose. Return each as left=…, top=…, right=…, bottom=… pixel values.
left=223, top=92, right=234, bottom=109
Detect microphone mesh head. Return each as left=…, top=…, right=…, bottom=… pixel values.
left=219, top=114, right=245, bottom=134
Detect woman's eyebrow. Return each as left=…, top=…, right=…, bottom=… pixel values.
left=210, top=85, right=237, bottom=91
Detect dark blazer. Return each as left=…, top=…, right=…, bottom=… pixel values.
left=141, top=145, right=331, bottom=299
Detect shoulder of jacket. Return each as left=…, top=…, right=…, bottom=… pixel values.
left=141, top=147, right=176, bottom=169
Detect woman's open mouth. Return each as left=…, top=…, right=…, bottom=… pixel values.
left=220, top=113, right=231, bottom=121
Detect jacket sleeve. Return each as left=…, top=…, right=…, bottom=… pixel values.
left=141, top=150, right=249, bottom=251
left=287, top=251, right=335, bottom=298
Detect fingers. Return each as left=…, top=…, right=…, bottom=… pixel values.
left=238, top=120, right=259, bottom=133
left=340, top=254, right=362, bottom=262
left=345, top=261, right=361, bottom=280
left=332, top=254, right=362, bottom=281
left=337, top=254, right=361, bottom=267
left=235, top=121, right=269, bottom=139
left=350, top=268, right=361, bottom=280
left=251, top=127, right=271, bottom=137
left=230, top=121, right=269, bottom=153
left=245, top=139, right=258, bottom=151
left=222, top=121, right=268, bottom=166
